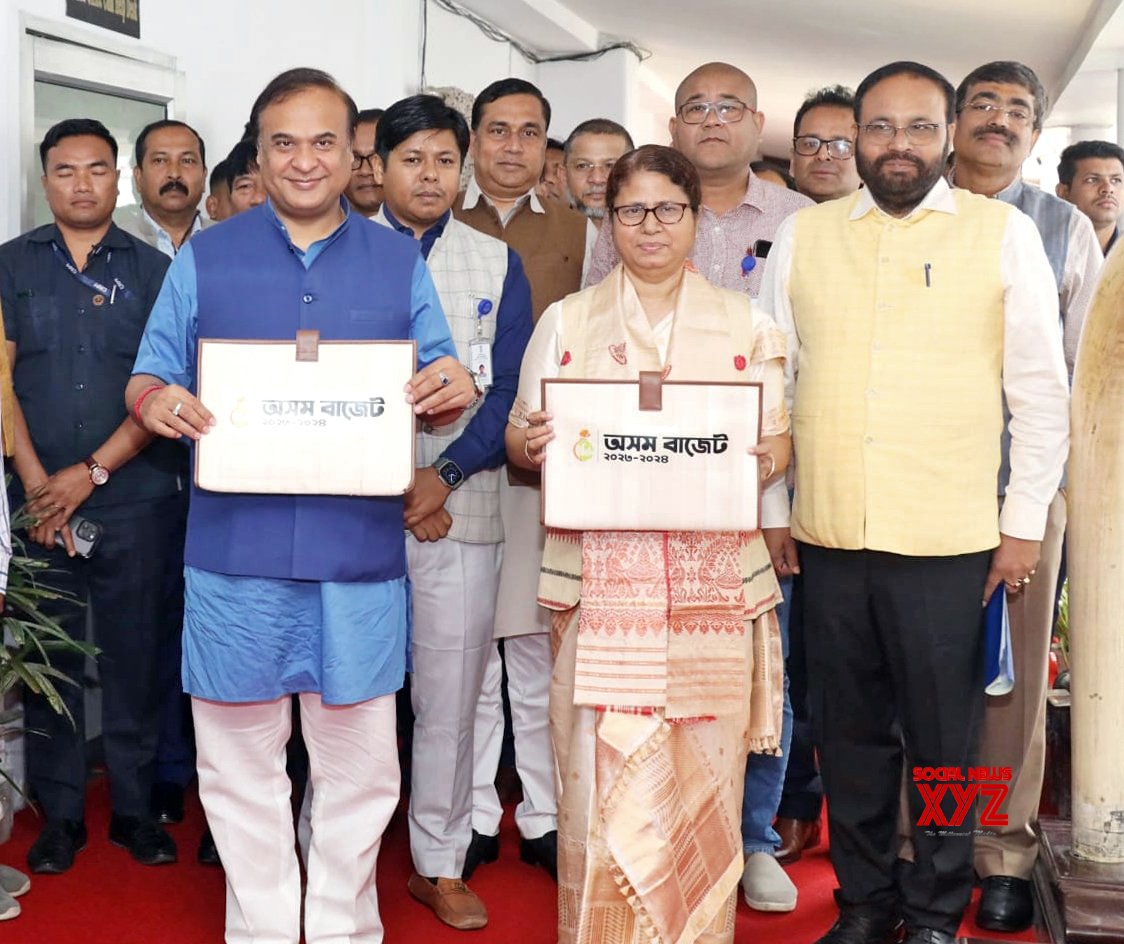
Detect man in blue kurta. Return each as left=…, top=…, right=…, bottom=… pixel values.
left=127, top=69, right=477, bottom=944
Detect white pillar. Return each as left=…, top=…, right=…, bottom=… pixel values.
left=1067, top=239, right=1124, bottom=864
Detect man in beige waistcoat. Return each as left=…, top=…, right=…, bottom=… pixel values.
left=759, top=60, right=1069, bottom=944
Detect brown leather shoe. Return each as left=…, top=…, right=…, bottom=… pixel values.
left=408, top=872, right=489, bottom=930
left=774, top=817, right=822, bottom=865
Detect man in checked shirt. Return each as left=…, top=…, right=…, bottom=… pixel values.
left=585, top=61, right=811, bottom=296
left=586, top=61, right=812, bottom=914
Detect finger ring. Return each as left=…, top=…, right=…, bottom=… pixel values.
left=438, top=371, right=450, bottom=387
left=172, top=401, right=183, bottom=417
left=1021, top=576, right=1031, bottom=585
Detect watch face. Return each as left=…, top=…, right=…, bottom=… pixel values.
left=439, top=463, right=463, bottom=488
left=90, top=465, right=109, bottom=486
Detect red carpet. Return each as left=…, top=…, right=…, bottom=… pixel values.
left=1, top=774, right=1045, bottom=943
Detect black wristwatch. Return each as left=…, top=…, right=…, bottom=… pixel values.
left=433, top=457, right=465, bottom=490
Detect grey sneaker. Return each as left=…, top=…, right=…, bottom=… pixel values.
left=0, top=889, right=19, bottom=921
left=741, top=850, right=797, bottom=912
left=0, top=865, right=29, bottom=898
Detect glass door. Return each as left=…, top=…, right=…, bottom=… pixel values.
left=30, top=79, right=166, bottom=228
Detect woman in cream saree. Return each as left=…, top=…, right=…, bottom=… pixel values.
left=506, top=145, right=790, bottom=944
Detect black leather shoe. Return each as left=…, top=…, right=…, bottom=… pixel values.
left=150, top=781, right=185, bottom=825
left=814, top=904, right=903, bottom=944
left=901, top=929, right=956, bottom=944
left=976, top=874, right=1034, bottom=932
left=519, top=830, right=557, bottom=881
left=109, top=814, right=177, bottom=866
left=461, top=830, right=499, bottom=880
left=197, top=829, right=221, bottom=868
left=27, top=820, right=87, bottom=874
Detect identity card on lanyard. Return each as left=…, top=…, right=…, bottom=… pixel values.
left=51, top=242, right=135, bottom=305
left=468, top=296, right=494, bottom=389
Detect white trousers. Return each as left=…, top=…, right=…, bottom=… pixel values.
left=406, top=536, right=502, bottom=877
left=471, top=632, right=558, bottom=840
left=194, top=693, right=399, bottom=944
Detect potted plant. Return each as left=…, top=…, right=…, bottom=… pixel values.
left=1, top=507, right=95, bottom=842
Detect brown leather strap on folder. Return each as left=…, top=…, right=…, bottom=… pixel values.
left=296, top=329, right=320, bottom=362
left=639, top=370, right=663, bottom=411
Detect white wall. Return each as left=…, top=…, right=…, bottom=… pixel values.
left=1, top=0, right=432, bottom=229
left=0, top=0, right=659, bottom=239
left=538, top=47, right=636, bottom=142
left=631, top=64, right=675, bottom=149
left=424, top=1, right=536, bottom=98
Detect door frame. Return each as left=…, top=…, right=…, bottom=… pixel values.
left=19, top=13, right=185, bottom=230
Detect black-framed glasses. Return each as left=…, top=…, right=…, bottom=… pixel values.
left=676, top=99, right=753, bottom=125
left=612, top=202, right=691, bottom=226
left=859, top=122, right=945, bottom=144
left=352, top=151, right=376, bottom=172
left=793, top=135, right=855, bottom=159
left=964, top=101, right=1032, bottom=126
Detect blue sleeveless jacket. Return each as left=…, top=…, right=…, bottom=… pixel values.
left=186, top=204, right=421, bottom=582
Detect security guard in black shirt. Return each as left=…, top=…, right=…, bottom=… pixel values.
left=0, top=118, right=182, bottom=874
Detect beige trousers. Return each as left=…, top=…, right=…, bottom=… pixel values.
left=974, top=490, right=1067, bottom=878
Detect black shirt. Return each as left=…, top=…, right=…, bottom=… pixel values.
left=0, top=222, right=182, bottom=509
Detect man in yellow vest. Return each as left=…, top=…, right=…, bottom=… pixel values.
left=759, top=61, right=1069, bottom=944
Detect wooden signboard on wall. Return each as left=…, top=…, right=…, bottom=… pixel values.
left=66, top=0, right=141, bottom=39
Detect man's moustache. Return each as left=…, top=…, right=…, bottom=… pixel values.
left=975, top=126, right=1016, bottom=145
left=874, top=153, right=924, bottom=171
left=159, top=180, right=190, bottom=195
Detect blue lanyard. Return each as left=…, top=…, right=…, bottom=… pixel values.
left=50, top=241, right=135, bottom=303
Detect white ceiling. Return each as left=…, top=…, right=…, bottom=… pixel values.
left=1052, top=0, right=1124, bottom=132
left=470, top=0, right=1124, bottom=158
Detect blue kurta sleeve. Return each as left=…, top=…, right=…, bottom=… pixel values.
left=410, top=256, right=457, bottom=366
left=132, top=244, right=200, bottom=391
left=441, top=247, right=533, bottom=476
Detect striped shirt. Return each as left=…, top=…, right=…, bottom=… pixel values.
left=584, top=171, right=812, bottom=297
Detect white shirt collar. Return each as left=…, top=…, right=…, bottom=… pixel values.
left=848, top=176, right=957, bottom=222
left=463, top=176, right=545, bottom=216
left=141, top=204, right=203, bottom=257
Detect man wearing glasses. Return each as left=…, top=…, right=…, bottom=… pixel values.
left=585, top=61, right=811, bottom=299
left=790, top=86, right=862, bottom=203
left=584, top=66, right=811, bottom=912
left=947, top=60, right=1101, bottom=934
left=760, top=61, right=1068, bottom=944
left=344, top=107, right=385, bottom=217
left=771, top=84, right=863, bottom=876
left=617, top=60, right=813, bottom=915
left=562, top=118, right=634, bottom=280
